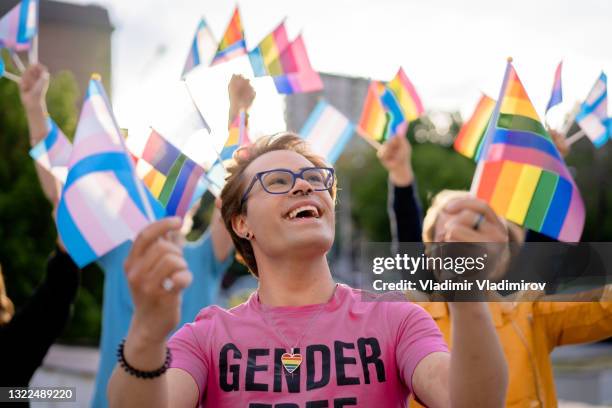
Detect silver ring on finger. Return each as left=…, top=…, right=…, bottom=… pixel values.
left=162, top=277, right=174, bottom=292
left=472, top=213, right=485, bottom=231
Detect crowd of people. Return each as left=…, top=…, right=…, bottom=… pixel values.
left=0, top=61, right=611, bottom=408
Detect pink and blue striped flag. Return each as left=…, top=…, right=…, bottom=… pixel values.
left=137, top=129, right=207, bottom=217
left=57, top=76, right=164, bottom=267
left=29, top=118, right=72, bottom=183
left=182, top=18, right=217, bottom=77
left=545, top=61, right=563, bottom=113
left=300, top=100, right=355, bottom=164
left=272, top=35, right=323, bottom=94
left=0, top=0, right=38, bottom=51
left=576, top=72, right=609, bottom=148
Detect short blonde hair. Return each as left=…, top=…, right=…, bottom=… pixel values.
left=0, top=266, right=15, bottom=325
left=220, top=133, right=336, bottom=277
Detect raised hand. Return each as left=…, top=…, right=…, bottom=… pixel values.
left=124, top=218, right=192, bottom=344
left=438, top=197, right=508, bottom=243
left=376, top=122, right=413, bottom=186
left=19, top=64, right=49, bottom=115
left=228, top=74, right=256, bottom=124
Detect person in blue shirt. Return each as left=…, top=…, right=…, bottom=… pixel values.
left=20, top=64, right=254, bottom=407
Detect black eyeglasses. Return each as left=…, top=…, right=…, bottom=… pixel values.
left=241, top=167, right=335, bottom=204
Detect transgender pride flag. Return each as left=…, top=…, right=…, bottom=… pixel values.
left=0, top=0, right=38, bottom=51
left=181, top=18, right=217, bottom=77
left=57, top=76, right=164, bottom=267
left=29, top=118, right=72, bottom=183
left=300, top=100, right=355, bottom=164
left=576, top=72, right=609, bottom=148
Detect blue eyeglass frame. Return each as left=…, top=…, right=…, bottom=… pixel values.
left=240, top=167, right=335, bottom=205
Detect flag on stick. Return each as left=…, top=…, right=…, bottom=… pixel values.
left=182, top=18, right=217, bottom=77
left=387, top=67, right=424, bottom=122
left=471, top=60, right=584, bottom=242
left=29, top=118, right=73, bottom=182
left=358, top=81, right=390, bottom=144
left=271, top=35, right=323, bottom=94
left=575, top=72, right=609, bottom=148
left=220, top=110, right=250, bottom=160
left=248, top=20, right=291, bottom=77
left=0, top=0, right=38, bottom=52
left=211, top=6, right=247, bottom=65
left=300, top=100, right=354, bottom=164
left=453, top=94, right=496, bottom=160
left=545, top=61, right=563, bottom=113
left=57, top=76, right=164, bottom=267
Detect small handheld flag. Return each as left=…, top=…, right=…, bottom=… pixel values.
left=182, top=18, right=217, bottom=77
left=29, top=118, right=73, bottom=182
left=220, top=110, right=250, bottom=161
left=545, top=61, right=563, bottom=114
left=299, top=100, right=355, bottom=165
left=57, top=76, right=164, bottom=267
left=575, top=72, right=609, bottom=148
left=210, top=6, right=247, bottom=65
left=454, top=94, right=496, bottom=160
left=248, top=20, right=291, bottom=77
left=358, top=81, right=390, bottom=145
left=0, top=0, right=38, bottom=52
left=271, top=34, right=323, bottom=94
left=387, top=67, right=424, bottom=122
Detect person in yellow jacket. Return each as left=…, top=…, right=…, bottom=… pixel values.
left=378, top=132, right=612, bottom=407
left=414, top=190, right=612, bottom=407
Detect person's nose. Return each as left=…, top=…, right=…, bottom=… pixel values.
left=290, top=177, right=314, bottom=196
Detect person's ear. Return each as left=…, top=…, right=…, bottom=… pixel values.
left=231, top=213, right=251, bottom=239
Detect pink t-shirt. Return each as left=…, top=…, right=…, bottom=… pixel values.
left=168, top=284, right=448, bottom=407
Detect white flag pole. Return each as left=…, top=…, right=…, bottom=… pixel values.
left=2, top=71, right=22, bottom=83
left=565, top=129, right=586, bottom=146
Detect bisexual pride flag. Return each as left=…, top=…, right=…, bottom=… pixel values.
left=545, top=61, right=563, bottom=114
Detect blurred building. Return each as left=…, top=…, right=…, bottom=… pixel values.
left=0, top=0, right=113, bottom=99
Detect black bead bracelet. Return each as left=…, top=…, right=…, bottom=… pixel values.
left=117, top=338, right=172, bottom=379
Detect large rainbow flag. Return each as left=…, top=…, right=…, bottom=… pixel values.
left=0, top=0, right=38, bottom=51
left=471, top=60, right=585, bottom=242
left=138, top=129, right=207, bottom=217
left=453, top=94, right=496, bottom=160
left=248, top=21, right=291, bottom=77
left=57, top=76, right=164, bottom=267
left=358, top=81, right=391, bottom=143
left=271, top=34, right=323, bottom=94
left=211, top=6, right=246, bottom=65
left=182, top=18, right=217, bottom=77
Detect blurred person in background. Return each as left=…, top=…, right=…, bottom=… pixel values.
left=18, top=65, right=252, bottom=407
left=379, top=130, right=612, bottom=407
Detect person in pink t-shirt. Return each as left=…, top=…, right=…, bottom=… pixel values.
left=108, top=133, right=508, bottom=408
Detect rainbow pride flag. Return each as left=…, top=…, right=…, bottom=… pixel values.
left=29, top=118, right=73, bottom=183
left=139, top=129, right=207, bottom=217
left=271, top=35, right=323, bottom=94
left=211, top=6, right=246, bottom=65
left=248, top=21, right=291, bottom=77
left=300, top=100, right=355, bottom=164
left=576, top=72, right=609, bottom=148
left=182, top=18, right=217, bottom=77
left=0, top=0, right=38, bottom=51
left=358, top=81, right=391, bottom=143
left=387, top=68, right=424, bottom=122
left=220, top=110, right=250, bottom=160
left=57, top=76, right=164, bottom=267
left=545, top=61, right=563, bottom=113
left=471, top=61, right=585, bottom=242
left=453, top=94, right=496, bottom=160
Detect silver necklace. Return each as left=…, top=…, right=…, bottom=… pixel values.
left=259, top=284, right=338, bottom=374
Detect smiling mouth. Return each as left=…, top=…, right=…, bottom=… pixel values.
left=284, top=205, right=321, bottom=220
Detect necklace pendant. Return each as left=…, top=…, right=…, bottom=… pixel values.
left=281, top=350, right=303, bottom=374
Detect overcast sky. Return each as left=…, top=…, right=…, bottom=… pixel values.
left=63, top=0, right=612, bottom=143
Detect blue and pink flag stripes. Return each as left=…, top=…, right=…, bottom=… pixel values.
left=545, top=61, right=563, bottom=113
left=57, top=76, right=164, bottom=267
left=29, top=118, right=73, bottom=183
left=272, top=35, right=323, bottom=94
left=181, top=18, right=217, bottom=77
left=0, top=0, right=38, bottom=51
left=300, top=100, right=355, bottom=164
left=576, top=72, right=609, bottom=148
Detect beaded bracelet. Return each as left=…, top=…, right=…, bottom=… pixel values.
left=116, top=339, right=172, bottom=379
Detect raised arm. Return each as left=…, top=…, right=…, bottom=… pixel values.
left=377, top=125, right=424, bottom=243
left=18, top=63, right=61, bottom=204
left=108, top=218, right=198, bottom=408
left=227, top=74, right=255, bottom=127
